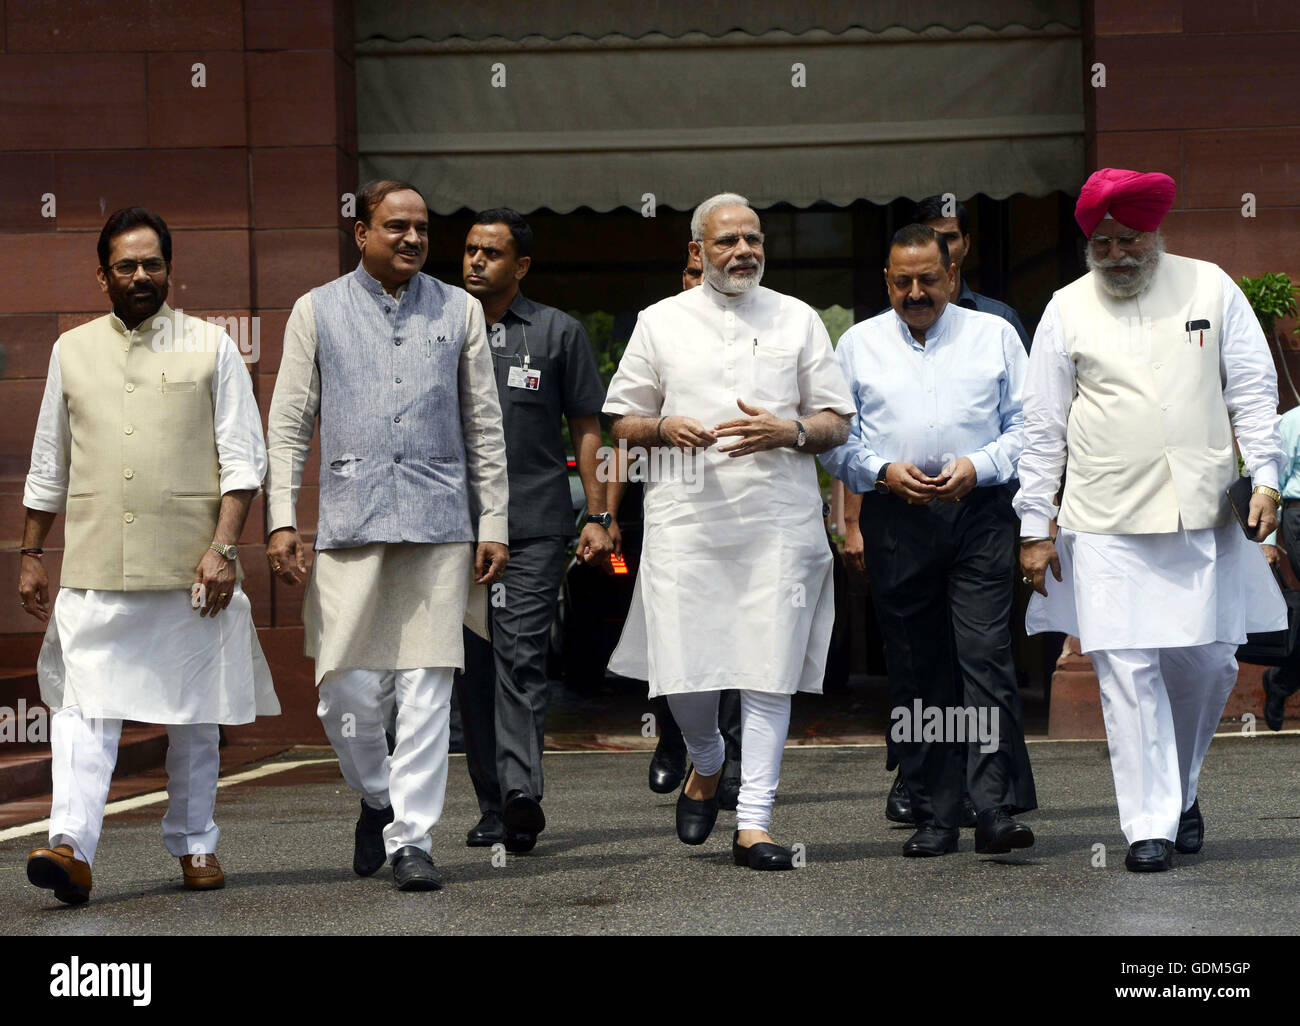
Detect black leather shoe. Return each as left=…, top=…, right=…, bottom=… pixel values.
left=1174, top=800, right=1203, bottom=854
left=716, top=757, right=742, bottom=812
left=960, top=794, right=979, bottom=829
left=502, top=790, right=545, bottom=836
left=353, top=800, right=394, bottom=877
left=974, top=806, right=1035, bottom=854
left=732, top=831, right=794, bottom=870
left=391, top=845, right=442, bottom=891
left=1125, top=838, right=1174, bottom=872
left=1263, top=667, right=1298, bottom=732
left=466, top=811, right=503, bottom=847
left=675, top=765, right=720, bottom=845
left=885, top=772, right=914, bottom=825
left=903, top=825, right=958, bottom=857
left=649, top=737, right=687, bottom=794
left=503, top=830, right=537, bottom=854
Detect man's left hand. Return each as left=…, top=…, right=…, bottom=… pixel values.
left=475, top=541, right=509, bottom=584
left=933, top=457, right=978, bottom=503
left=1263, top=543, right=1283, bottom=569
left=1248, top=492, right=1279, bottom=543
left=577, top=522, right=614, bottom=568
left=714, top=398, right=797, bottom=457
left=194, top=549, right=237, bottom=618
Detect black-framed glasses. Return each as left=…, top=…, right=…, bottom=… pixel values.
left=1088, top=233, right=1143, bottom=250
left=108, top=258, right=167, bottom=277
left=706, top=232, right=765, bottom=250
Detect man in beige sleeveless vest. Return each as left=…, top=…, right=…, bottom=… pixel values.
left=1015, top=170, right=1285, bottom=872
left=18, top=208, right=278, bottom=905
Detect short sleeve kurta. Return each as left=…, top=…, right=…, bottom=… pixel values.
left=603, top=281, right=854, bottom=697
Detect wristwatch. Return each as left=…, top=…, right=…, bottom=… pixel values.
left=875, top=463, right=893, bottom=495
left=209, top=543, right=237, bottom=561
left=793, top=420, right=807, bottom=449
left=585, top=512, right=613, bottom=529
left=1253, top=485, right=1282, bottom=505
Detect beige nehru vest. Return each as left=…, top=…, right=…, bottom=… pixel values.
left=58, top=305, right=241, bottom=590
left=1055, top=254, right=1234, bottom=535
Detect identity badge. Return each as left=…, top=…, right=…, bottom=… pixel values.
left=507, top=365, right=541, bottom=390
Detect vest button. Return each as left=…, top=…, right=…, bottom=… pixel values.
left=395, top=339, right=402, bottom=346
left=124, top=424, right=134, bottom=435
left=395, top=377, right=402, bottom=384
left=123, top=512, right=135, bottom=523
left=394, top=415, right=401, bottom=423
left=394, top=455, right=402, bottom=463
left=125, top=383, right=135, bottom=393
left=123, top=468, right=134, bottom=479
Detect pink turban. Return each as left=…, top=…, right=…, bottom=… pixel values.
left=1074, top=168, right=1177, bottom=236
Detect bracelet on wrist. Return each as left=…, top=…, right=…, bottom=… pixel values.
left=656, top=415, right=668, bottom=444
left=1019, top=536, right=1052, bottom=545
left=20, top=547, right=43, bottom=557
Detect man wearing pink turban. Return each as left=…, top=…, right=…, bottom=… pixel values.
left=1014, top=168, right=1285, bottom=872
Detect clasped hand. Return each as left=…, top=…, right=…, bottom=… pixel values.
left=659, top=398, right=796, bottom=457
left=886, top=457, right=977, bottom=504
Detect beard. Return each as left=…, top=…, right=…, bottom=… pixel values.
left=1087, top=232, right=1165, bottom=298
left=703, top=251, right=764, bottom=294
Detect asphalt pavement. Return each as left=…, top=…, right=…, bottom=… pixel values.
left=2, top=734, right=1298, bottom=935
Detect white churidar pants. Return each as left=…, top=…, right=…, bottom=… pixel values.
left=317, top=666, right=453, bottom=859
left=48, top=707, right=220, bottom=866
left=666, top=690, right=791, bottom=832
left=1089, top=642, right=1238, bottom=844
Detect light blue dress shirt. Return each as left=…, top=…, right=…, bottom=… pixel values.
left=819, top=303, right=1028, bottom=495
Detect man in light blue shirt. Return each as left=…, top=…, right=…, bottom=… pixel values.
left=820, top=223, right=1037, bottom=857
left=1261, top=405, right=1300, bottom=729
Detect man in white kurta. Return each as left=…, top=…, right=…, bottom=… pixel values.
left=604, top=193, right=854, bottom=871
left=20, top=208, right=278, bottom=905
left=265, top=181, right=508, bottom=891
left=1016, top=169, right=1285, bottom=872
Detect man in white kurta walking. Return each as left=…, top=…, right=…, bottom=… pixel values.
left=1016, top=168, right=1285, bottom=872
left=20, top=207, right=278, bottom=904
left=604, top=193, right=854, bottom=870
left=265, top=180, right=509, bottom=891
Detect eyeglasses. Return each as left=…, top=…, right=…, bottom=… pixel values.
left=1089, top=233, right=1143, bottom=250
left=108, top=258, right=167, bottom=277
left=705, top=232, right=765, bottom=250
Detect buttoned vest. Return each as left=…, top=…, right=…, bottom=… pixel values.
left=1055, top=254, right=1234, bottom=535
left=310, top=266, right=472, bottom=549
left=58, top=306, right=237, bottom=590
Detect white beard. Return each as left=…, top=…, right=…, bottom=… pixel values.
left=1087, top=233, right=1165, bottom=298
left=703, top=252, right=764, bottom=294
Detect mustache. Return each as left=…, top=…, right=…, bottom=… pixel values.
left=902, top=296, right=933, bottom=308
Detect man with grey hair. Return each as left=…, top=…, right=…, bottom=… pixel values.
left=604, top=192, right=855, bottom=870
left=1017, top=168, right=1285, bottom=872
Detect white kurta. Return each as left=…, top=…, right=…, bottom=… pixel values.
left=604, top=281, right=855, bottom=697
left=25, top=332, right=279, bottom=724
left=265, top=287, right=506, bottom=680
left=1015, top=269, right=1286, bottom=650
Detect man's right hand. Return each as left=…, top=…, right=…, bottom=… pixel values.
left=267, top=527, right=308, bottom=585
left=660, top=416, right=717, bottom=449
left=886, top=462, right=939, bottom=504
left=18, top=555, right=51, bottom=622
left=1020, top=539, right=1062, bottom=597
left=843, top=523, right=866, bottom=575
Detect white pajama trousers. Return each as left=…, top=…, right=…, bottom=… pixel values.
left=48, top=707, right=220, bottom=866
left=1089, top=642, right=1238, bottom=845
left=317, top=666, right=453, bottom=859
left=666, top=689, right=791, bottom=833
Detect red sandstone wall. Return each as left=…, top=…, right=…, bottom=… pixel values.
left=0, top=1, right=357, bottom=742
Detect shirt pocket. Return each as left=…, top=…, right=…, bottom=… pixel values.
left=162, top=379, right=198, bottom=394
left=750, top=344, right=801, bottom=408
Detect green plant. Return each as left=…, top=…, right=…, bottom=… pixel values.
left=1238, top=272, right=1298, bottom=339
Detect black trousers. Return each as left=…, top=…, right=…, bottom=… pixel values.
left=859, top=486, right=1037, bottom=829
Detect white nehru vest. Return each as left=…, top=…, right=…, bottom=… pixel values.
left=1055, top=253, right=1234, bottom=535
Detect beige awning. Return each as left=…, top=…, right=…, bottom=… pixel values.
left=356, top=22, right=1084, bottom=214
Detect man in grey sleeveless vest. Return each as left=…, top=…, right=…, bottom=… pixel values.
left=266, top=181, right=509, bottom=891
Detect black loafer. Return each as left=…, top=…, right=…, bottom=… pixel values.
left=353, top=800, right=394, bottom=877
left=502, top=790, right=546, bottom=836
left=974, top=806, right=1035, bottom=854
left=960, top=794, right=979, bottom=829
left=732, top=831, right=794, bottom=870
left=675, top=765, right=720, bottom=845
left=503, top=830, right=537, bottom=854
left=716, top=758, right=742, bottom=812
left=885, top=772, right=914, bottom=825
left=649, top=739, right=687, bottom=794
left=1174, top=800, right=1203, bottom=854
left=391, top=845, right=442, bottom=891
left=1263, top=667, right=1298, bottom=732
left=466, top=811, right=503, bottom=847
left=1125, top=838, right=1174, bottom=872
left=902, top=825, right=958, bottom=857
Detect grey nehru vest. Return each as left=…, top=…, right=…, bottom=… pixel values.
left=310, top=264, right=471, bottom=549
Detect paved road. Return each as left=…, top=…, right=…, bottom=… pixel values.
left=2, top=734, right=1297, bottom=935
